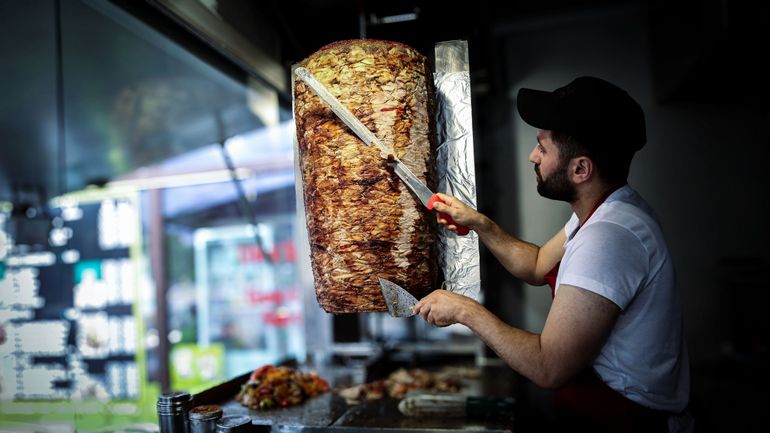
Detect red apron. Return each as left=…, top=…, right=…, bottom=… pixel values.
left=545, top=185, right=670, bottom=433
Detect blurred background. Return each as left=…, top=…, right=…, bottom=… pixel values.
left=1, top=0, right=768, bottom=431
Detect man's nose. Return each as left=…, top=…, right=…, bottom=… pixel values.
left=529, top=146, right=539, bottom=164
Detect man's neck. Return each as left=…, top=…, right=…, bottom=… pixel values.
left=571, top=181, right=625, bottom=225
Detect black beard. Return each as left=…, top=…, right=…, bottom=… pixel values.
left=535, top=162, right=576, bottom=202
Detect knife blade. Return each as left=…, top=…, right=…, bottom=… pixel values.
left=295, top=67, right=469, bottom=236
left=378, top=277, right=418, bottom=317
left=294, top=67, right=392, bottom=156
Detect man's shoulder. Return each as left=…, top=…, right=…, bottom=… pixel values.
left=583, top=197, right=669, bottom=259
left=594, top=189, right=661, bottom=234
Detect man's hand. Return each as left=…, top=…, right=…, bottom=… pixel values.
left=414, top=285, right=620, bottom=390
left=430, top=193, right=487, bottom=233
left=412, top=289, right=481, bottom=327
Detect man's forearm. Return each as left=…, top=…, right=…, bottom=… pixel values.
left=460, top=303, right=556, bottom=389
left=474, top=216, right=543, bottom=284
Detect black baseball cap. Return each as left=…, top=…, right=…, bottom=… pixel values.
left=517, top=76, right=646, bottom=152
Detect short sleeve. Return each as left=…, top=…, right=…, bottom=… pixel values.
left=563, top=213, right=579, bottom=242
left=558, top=221, right=649, bottom=309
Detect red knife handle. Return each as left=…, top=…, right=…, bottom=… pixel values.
left=427, top=194, right=470, bottom=236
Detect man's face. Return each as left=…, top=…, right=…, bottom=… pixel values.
left=529, top=130, right=577, bottom=202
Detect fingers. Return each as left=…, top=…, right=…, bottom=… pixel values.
left=412, top=302, right=422, bottom=315
left=413, top=295, right=431, bottom=320
left=435, top=214, right=457, bottom=232
left=435, top=192, right=452, bottom=203
left=415, top=302, right=430, bottom=322
left=433, top=201, right=450, bottom=218
left=425, top=310, right=435, bottom=325
left=428, top=311, right=450, bottom=328
left=419, top=307, right=449, bottom=327
left=431, top=193, right=466, bottom=216
left=413, top=291, right=455, bottom=327
left=431, top=199, right=451, bottom=213
left=431, top=194, right=455, bottom=213
left=417, top=304, right=435, bottom=325
left=413, top=297, right=429, bottom=316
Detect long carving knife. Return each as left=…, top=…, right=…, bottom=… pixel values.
left=295, top=67, right=469, bottom=235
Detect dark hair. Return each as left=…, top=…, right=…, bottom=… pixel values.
left=550, top=131, right=634, bottom=183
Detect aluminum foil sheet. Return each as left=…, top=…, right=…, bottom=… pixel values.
left=433, top=40, right=481, bottom=302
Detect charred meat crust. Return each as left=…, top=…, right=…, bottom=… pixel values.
left=294, top=40, right=437, bottom=313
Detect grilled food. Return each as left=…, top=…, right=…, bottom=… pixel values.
left=336, top=367, right=464, bottom=404
left=237, top=365, right=329, bottom=410
left=294, top=40, right=438, bottom=313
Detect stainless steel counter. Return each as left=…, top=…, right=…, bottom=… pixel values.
left=193, top=364, right=516, bottom=433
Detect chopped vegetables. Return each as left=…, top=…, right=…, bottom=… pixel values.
left=236, top=365, right=329, bottom=410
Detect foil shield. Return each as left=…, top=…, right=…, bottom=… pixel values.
left=433, top=40, right=481, bottom=302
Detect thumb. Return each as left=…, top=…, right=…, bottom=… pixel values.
left=432, top=200, right=447, bottom=213
left=435, top=192, right=454, bottom=205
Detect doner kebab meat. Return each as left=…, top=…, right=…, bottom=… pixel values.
left=293, top=39, right=438, bottom=313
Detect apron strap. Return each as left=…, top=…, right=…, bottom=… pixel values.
left=544, top=262, right=560, bottom=298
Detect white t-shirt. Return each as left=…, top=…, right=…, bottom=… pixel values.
left=555, top=185, right=690, bottom=413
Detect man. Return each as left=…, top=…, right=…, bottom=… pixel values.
left=413, top=77, right=690, bottom=432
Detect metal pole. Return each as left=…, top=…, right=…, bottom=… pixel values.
left=149, top=188, right=170, bottom=391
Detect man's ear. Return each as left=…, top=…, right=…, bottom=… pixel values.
left=571, top=156, right=594, bottom=184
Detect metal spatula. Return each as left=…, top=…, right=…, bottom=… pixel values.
left=378, top=277, right=418, bottom=317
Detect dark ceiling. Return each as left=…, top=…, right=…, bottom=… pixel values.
left=1, top=0, right=624, bottom=204
left=236, top=0, right=632, bottom=74
left=0, top=0, right=264, bottom=203
left=205, top=0, right=770, bottom=106
left=2, top=0, right=767, bottom=205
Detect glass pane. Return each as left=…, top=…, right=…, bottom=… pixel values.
left=158, top=121, right=305, bottom=392
left=61, top=0, right=264, bottom=192
left=0, top=0, right=301, bottom=429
